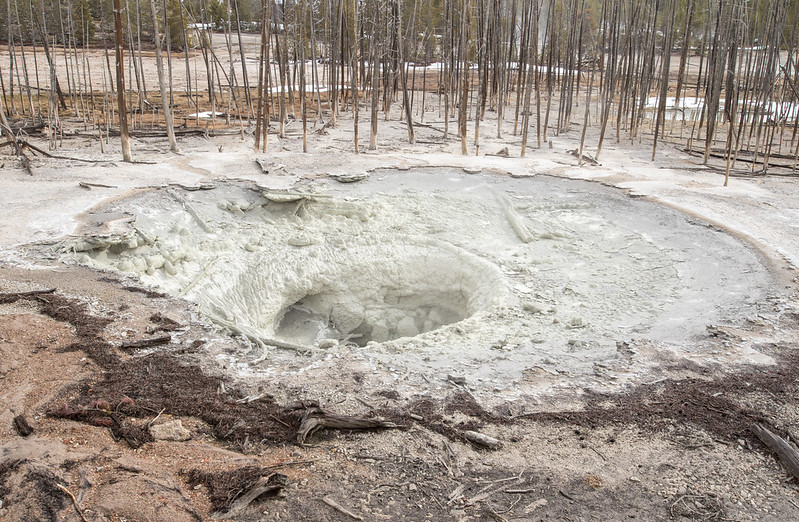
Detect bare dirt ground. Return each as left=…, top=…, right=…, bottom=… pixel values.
left=3, top=88, right=799, bottom=522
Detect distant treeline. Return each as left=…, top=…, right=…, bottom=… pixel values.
left=0, top=0, right=797, bottom=174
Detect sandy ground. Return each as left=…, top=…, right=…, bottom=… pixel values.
left=3, top=98, right=799, bottom=521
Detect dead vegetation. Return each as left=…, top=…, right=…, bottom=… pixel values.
left=182, top=466, right=287, bottom=513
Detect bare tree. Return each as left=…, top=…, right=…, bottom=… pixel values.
left=113, top=0, right=132, bottom=161
left=149, top=0, right=178, bottom=152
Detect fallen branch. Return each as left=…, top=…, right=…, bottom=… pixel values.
left=118, top=335, right=172, bottom=350
left=567, top=148, right=599, bottom=166
left=321, top=497, right=363, bottom=520
left=463, top=430, right=502, bottom=449
left=263, top=459, right=316, bottom=470
left=19, top=139, right=107, bottom=163
left=296, top=406, right=400, bottom=444
left=356, top=397, right=377, bottom=410
left=505, top=487, right=537, bottom=494
left=168, top=189, right=213, bottom=233
left=0, top=288, right=56, bottom=304
left=202, top=313, right=321, bottom=361
left=221, top=474, right=287, bottom=518
left=81, top=127, right=238, bottom=138
left=10, top=121, right=45, bottom=134
left=147, top=408, right=166, bottom=428
left=683, top=147, right=798, bottom=174
left=447, top=484, right=465, bottom=504
left=559, top=490, right=577, bottom=502
left=495, top=193, right=534, bottom=243
left=589, top=445, right=608, bottom=461
left=55, top=483, right=89, bottom=522
left=79, top=182, right=118, bottom=190
left=752, top=424, right=799, bottom=480
left=467, top=477, right=525, bottom=505
left=262, top=190, right=334, bottom=203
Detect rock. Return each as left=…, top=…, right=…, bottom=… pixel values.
left=13, top=415, right=33, bottom=437
left=318, top=339, right=339, bottom=349
left=447, top=374, right=467, bottom=385
left=149, top=420, right=191, bottom=442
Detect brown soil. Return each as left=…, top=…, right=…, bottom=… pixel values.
left=3, top=256, right=799, bottom=521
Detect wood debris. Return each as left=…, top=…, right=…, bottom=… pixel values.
left=79, top=181, right=118, bottom=190
left=55, top=483, right=89, bottom=522
left=118, top=335, right=172, bottom=350
left=321, top=496, right=363, bottom=520
left=0, top=288, right=56, bottom=304
left=221, top=474, right=288, bottom=518
left=296, top=405, right=400, bottom=445
left=752, top=424, right=799, bottom=481
left=567, top=149, right=599, bottom=166
left=463, top=430, right=502, bottom=449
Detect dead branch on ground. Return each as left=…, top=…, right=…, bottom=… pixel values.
left=321, top=497, right=363, bottom=520
left=118, top=335, right=172, bottom=350
left=295, top=405, right=401, bottom=445
left=752, top=424, right=799, bottom=481
left=0, top=288, right=56, bottom=304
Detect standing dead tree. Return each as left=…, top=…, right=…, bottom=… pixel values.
left=113, top=0, right=132, bottom=161
left=149, top=0, right=178, bottom=152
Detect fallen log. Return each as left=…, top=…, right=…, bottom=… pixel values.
left=10, top=121, right=45, bottom=134
left=0, top=288, right=56, bottom=304
left=683, top=146, right=798, bottom=174
left=296, top=406, right=400, bottom=444
left=83, top=127, right=242, bottom=138
left=751, top=424, right=799, bottom=480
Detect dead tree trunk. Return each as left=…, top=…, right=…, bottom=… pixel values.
left=149, top=0, right=178, bottom=152
left=368, top=0, right=380, bottom=150
left=114, top=0, right=132, bottom=161
left=652, top=0, right=676, bottom=160
left=394, top=0, right=415, bottom=144
left=458, top=0, right=471, bottom=155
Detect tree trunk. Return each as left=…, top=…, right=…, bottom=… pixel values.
left=149, top=0, right=178, bottom=152
left=114, top=0, right=132, bottom=161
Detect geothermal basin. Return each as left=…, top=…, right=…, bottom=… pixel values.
left=63, top=168, right=778, bottom=401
